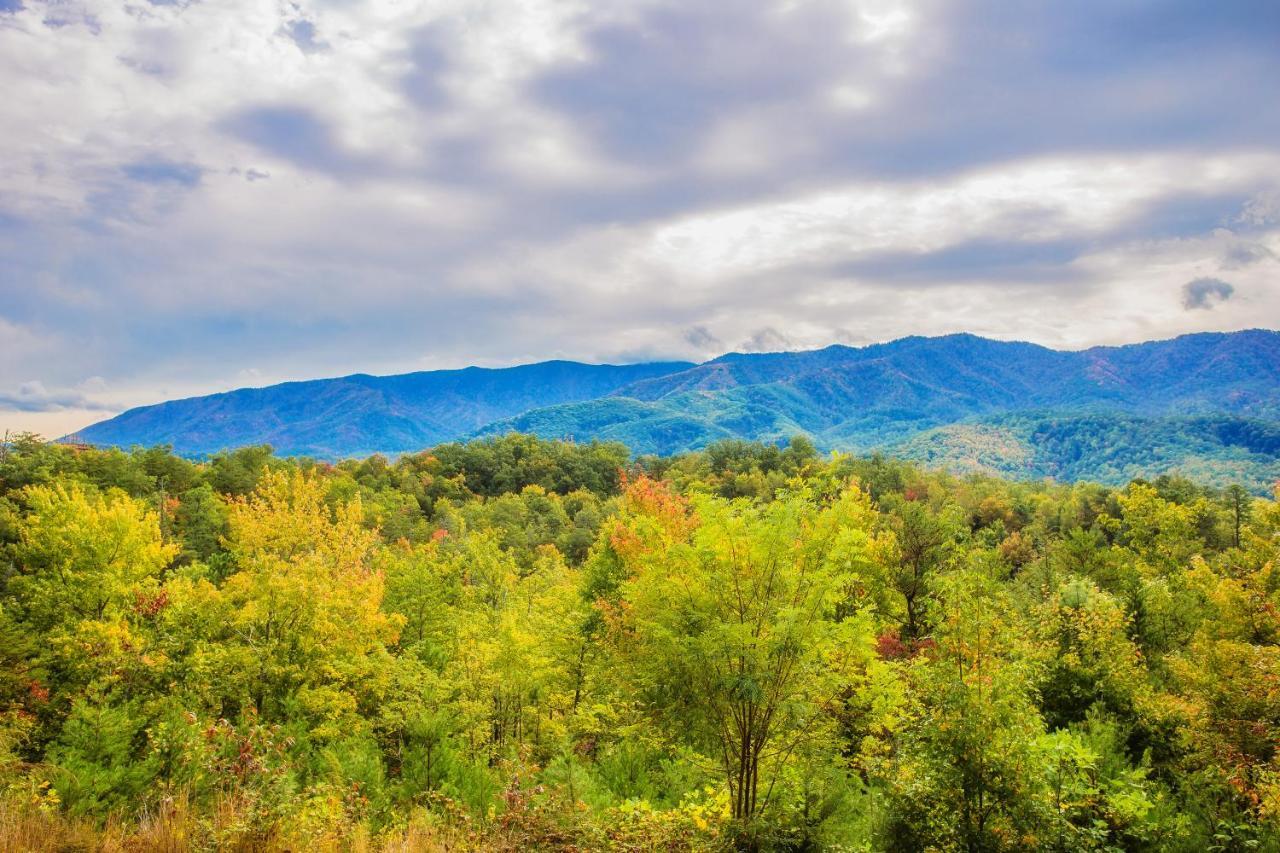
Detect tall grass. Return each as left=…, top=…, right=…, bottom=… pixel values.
left=0, top=794, right=538, bottom=852
left=0, top=789, right=717, bottom=851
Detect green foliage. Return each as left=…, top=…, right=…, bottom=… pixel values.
left=9, top=482, right=176, bottom=632
left=600, top=481, right=881, bottom=830
left=48, top=697, right=159, bottom=816
left=893, top=413, right=1280, bottom=495
left=0, top=433, right=1278, bottom=850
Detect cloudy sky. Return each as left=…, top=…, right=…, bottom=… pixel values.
left=2, top=0, right=1279, bottom=436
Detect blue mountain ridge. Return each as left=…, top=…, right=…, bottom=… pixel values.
left=74, top=330, right=1280, bottom=488
left=74, top=360, right=695, bottom=459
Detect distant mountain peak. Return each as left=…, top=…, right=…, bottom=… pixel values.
left=73, top=330, right=1280, bottom=465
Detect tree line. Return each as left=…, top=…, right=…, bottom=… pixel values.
left=0, top=431, right=1277, bottom=851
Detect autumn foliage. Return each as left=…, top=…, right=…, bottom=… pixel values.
left=0, top=433, right=1278, bottom=850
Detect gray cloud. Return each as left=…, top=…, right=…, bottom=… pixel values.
left=1, top=0, right=1279, bottom=435
left=683, top=325, right=723, bottom=351
left=527, top=0, right=1280, bottom=192
left=222, top=106, right=376, bottom=177
left=1221, top=241, right=1275, bottom=269
left=535, top=0, right=865, bottom=165
left=0, top=381, right=114, bottom=413
left=739, top=327, right=794, bottom=353
left=833, top=238, right=1089, bottom=286
left=1182, top=277, right=1235, bottom=310
left=399, top=23, right=458, bottom=111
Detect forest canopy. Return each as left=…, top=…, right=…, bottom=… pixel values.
left=0, top=432, right=1278, bottom=851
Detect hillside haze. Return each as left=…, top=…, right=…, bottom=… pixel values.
left=75, top=330, right=1280, bottom=488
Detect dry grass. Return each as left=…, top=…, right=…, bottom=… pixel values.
left=0, top=790, right=707, bottom=851
left=0, top=798, right=124, bottom=852
left=0, top=797, right=480, bottom=853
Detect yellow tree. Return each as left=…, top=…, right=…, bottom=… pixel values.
left=1035, top=578, right=1148, bottom=729
left=11, top=483, right=176, bottom=632
left=8, top=483, right=178, bottom=812
left=218, top=469, right=402, bottom=738
left=604, top=477, right=881, bottom=830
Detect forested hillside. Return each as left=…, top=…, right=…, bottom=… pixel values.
left=482, top=331, right=1280, bottom=461
left=2, top=432, right=1279, bottom=850
left=886, top=413, right=1280, bottom=493
left=74, top=360, right=694, bottom=459
left=75, top=331, right=1280, bottom=472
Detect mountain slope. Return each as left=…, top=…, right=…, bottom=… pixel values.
left=482, top=330, right=1280, bottom=452
left=75, top=360, right=694, bottom=458
left=73, top=330, right=1280, bottom=485
left=884, top=413, right=1280, bottom=493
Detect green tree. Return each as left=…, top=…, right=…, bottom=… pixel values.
left=883, top=570, right=1048, bottom=852
left=604, top=477, right=881, bottom=834
left=877, top=496, right=959, bottom=642
left=10, top=483, right=176, bottom=632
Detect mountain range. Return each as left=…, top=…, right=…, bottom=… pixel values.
left=72, top=330, right=1280, bottom=491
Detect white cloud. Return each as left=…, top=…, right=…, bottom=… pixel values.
left=474, top=151, right=1280, bottom=316
left=0, top=0, right=1278, bottom=420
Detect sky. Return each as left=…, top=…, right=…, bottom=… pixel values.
left=1, top=0, right=1279, bottom=437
